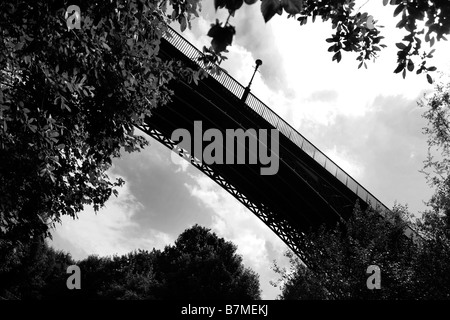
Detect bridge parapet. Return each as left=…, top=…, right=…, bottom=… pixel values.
left=162, top=25, right=389, bottom=217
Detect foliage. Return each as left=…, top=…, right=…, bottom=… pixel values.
left=273, top=203, right=450, bottom=299
left=0, top=225, right=261, bottom=300
left=421, top=76, right=450, bottom=233
left=0, top=237, right=74, bottom=299
left=190, top=0, right=449, bottom=82
left=72, top=250, right=161, bottom=300
left=0, top=0, right=199, bottom=243
left=154, top=224, right=261, bottom=300
left=271, top=251, right=328, bottom=300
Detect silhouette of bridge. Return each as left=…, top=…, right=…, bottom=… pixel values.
left=139, top=26, right=416, bottom=265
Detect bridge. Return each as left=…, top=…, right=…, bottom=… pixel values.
left=139, top=25, right=416, bottom=266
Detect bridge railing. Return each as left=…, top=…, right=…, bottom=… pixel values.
left=162, top=25, right=388, bottom=216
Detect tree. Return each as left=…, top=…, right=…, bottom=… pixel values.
left=67, top=250, right=162, bottom=300
left=154, top=224, right=261, bottom=299
left=421, top=76, right=450, bottom=234
left=1, top=225, right=261, bottom=300
left=272, top=203, right=450, bottom=299
left=102, top=250, right=162, bottom=300
left=0, top=237, right=74, bottom=300
left=271, top=252, right=328, bottom=300
left=0, top=0, right=201, bottom=243
left=190, top=0, right=449, bottom=82
left=414, top=76, right=450, bottom=299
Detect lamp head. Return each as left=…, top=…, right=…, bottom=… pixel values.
left=255, top=59, right=263, bottom=66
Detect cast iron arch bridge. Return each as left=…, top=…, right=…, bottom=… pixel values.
left=138, top=25, right=416, bottom=266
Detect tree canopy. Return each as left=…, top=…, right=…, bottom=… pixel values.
left=0, top=0, right=201, bottom=243
left=0, top=225, right=261, bottom=300
left=197, top=0, right=449, bottom=82
left=421, top=76, right=450, bottom=233
left=272, top=203, right=450, bottom=299
left=154, top=224, right=261, bottom=299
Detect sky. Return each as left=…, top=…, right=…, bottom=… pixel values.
left=49, top=0, right=450, bottom=299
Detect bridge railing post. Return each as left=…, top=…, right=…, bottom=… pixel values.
left=241, top=86, right=250, bottom=103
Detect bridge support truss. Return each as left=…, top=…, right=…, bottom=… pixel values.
left=140, top=125, right=319, bottom=268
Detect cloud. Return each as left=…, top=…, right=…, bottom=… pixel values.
left=185, top=173, right=291, bottom=299
left=304, top=93, right=434, bottom=215
left=171, top=1, right=292, bottom=97
left=50, top=171, right=173, bottom=261
left=108, top=134, right=214, bottom=236
left=307, top=90, right=339, bottom=103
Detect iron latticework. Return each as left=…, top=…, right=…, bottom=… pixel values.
left=139, top=125, right=321, bottom=266
left=139, top=25, right=419, bottom=268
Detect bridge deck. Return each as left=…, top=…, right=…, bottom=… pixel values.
left=140, top=26, right=416, bottom=260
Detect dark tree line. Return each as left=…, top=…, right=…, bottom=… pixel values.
left=0, top=225, right=261, bottom=300
left=272, top=203, right=450, bottom=299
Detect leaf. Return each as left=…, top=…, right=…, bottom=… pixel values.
left=427, top=74, right=433, bottom=84
left=427, top=66, right=437, bottom=72
left=180, top=15, right=187, bottom=32
left=393, top=63, right=405, bottom=74
left=396, top=19, right=407, bottom=29
left=245, top=0, right=258, bottom=3
left=396, top=42, right=407, bottom=50
left=226, top=0, right=244, bottom=11
left=407, top=60, right=414, bottom=71
left=383, top=0, right=389, bottom=6
left=393, top=4, right=404, bottom=17
left=214, top=0, right=227, bottom=10
left=281, top=0, right=303, bottom=15
left=207, top=22, right=221, bottom=38
left=208, top=23, right=236, bottom=53
left=430, top=37, right=435, bottom=47
left=332, top=51, right=341, bottom=63
left=261, top=0, right=282, bottom=22
left=102, top=42, right=111, bottom=50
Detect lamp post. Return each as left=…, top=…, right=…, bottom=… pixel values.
left=241, top=59, right=262, bottom=103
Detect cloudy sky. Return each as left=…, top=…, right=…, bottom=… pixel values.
left=49, top=0, right=450, bottom=299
